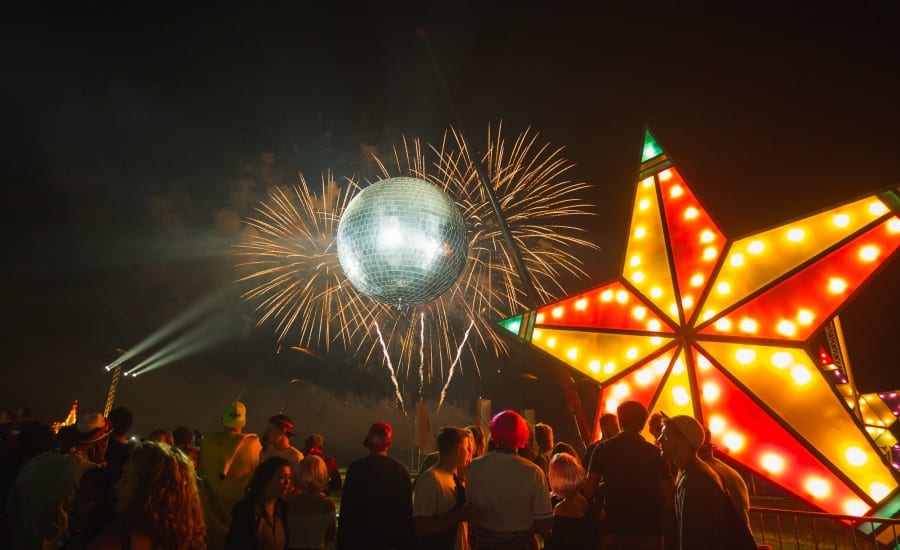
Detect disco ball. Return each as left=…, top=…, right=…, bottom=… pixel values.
left=336, top=177, right=468, bottom=305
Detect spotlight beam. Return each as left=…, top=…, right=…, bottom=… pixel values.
left=105, top=287, right=232, bottom=371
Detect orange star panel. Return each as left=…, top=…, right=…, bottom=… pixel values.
left=501, top=129, right=900, bottom=518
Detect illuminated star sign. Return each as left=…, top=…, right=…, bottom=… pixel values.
left=500, top=130, right=900, bottom=518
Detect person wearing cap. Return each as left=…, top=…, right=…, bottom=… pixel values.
left=5, top=412, right=112, bottom=549
left=336, top=421, right=414, bottom=550
left=464, top=410, right=553, bottom=549
left=198, top=400, right=262, bottom=550
left=583, top=401, right=673, bottom=549
left=261, top=413, right=304, bottom=474
left=658, top=415, right=756, bottom=550
left=698, top=427, right=751, bottom=531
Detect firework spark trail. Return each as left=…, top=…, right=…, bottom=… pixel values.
left=238, top=127, right=598, bottom=408
left=436, top=318, right=476, bottom=414
left=373, top=320, right=407, bottom=415
left=418, top=312, right=425, bottom=401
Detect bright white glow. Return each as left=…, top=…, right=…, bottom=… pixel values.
left=636, top=368, right=654, bottom=385
left=672, top=358, right=686, bottom=375
left=532, top=329, right=542, bottom=340
left=650, top=287, right=663, bottom=298
left=670, top=185, right=684, bottom=198
left=708, top=416, right=726, bottom=435
left=776, top=320, right=797, bottom=337
left=603, top=362, right=616, bottom=374
left=832, top=213, right=850, bottom=228
left=575, top=298, right=588, bottom=310
left=653, top=358, right=669, bottom=374
left=702, top=246, right=717, bottom=260
left=730, top=253, right=745, bottom=267
left=869, top=200, right=889, bottom=216
left=696, top=354, right=712, bottom=370
left=588, top=360, right=601, bottom=373
left=739, top=318, right=758, bottom=334
left=647, top=319, right=662, bottom=331
left=859, top=245, right=879, bottom=262
left=700, top=230, right=715, bottom=243
left=786, top=228, right=806, bottom=242
left=828, top=277, right=848, bottom=294
left=715, top=318, right=732, bottom=332
left=735, top=348, right=757, bottom=365
left=378, top=223, right=403, bottom=248
left=669, top=303, right=679, bottom=317
left=845, top=446, right=868, bottom=467
left=616, top=291, right=629, bottom=303
left=566, top=348, right=578, bottom=360
left=605, top=399, right=619, bottom=413
left=634, top=226, right=647, bottom=239
left=723, top=432, right=745, bottom=452
left=632, top=306, right=647, bottom=320
left=805, top=477, right=830, bottom=498
left=650, top=336, right=663, bottom=345
left=630, top=254, right=642, bottom=267
left=870, top=482, right=891, bottom=501
left=639, top=199, right=650, bottom=211
left=535, top=313, right=545, bottom=323
left=626, top=347, right=639, bottom=360
left=797, top=309, right=815, bottom=325
left=684, top=206, right=699, bottom=220
left=612, top=383, right=630, bottom=399
left=659, top=169, right=673, bottom=181
left=632, top=271, right=645, bottom=283
left=844, top=499, right=869, bottom=517
left=761, top=453, right=785, bottom=474
left=690, top=274, right=704, bottom=287
left=672, top=386, right=691, bottom=406
left=716, top=282, right=731, bottom=295
left=790, top=365, right=813, bottom=386
left=600, top=289, right=614, bottom=302
left=747, top=240, right=765, bottom=254
left=552, top=306, right=564, bottom=318
left=889, top=218, right=900, bottom=233
left=702, top=309, right=716, bottom=321
left=771, top=352, right=793, bottom=369
left=702, top=382, right=720, bottom=403
left=681, top=296, right=694, bottom=309
left=546, top=337, right=557, bottom=348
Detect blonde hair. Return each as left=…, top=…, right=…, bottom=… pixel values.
left=296, top=454, right=328, bottom=494
left=549, top=452, right=585, bottom=500
left=117, top=441, right=206, bottom=549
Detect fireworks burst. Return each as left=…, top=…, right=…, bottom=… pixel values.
left=237, top=126, right=598, bottom=410
left=235, top=174, right=379, bottom=351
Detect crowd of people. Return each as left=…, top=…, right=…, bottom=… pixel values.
left=0, top=400, right=763, bottom=549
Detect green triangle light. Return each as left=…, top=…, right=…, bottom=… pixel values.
left=498, top=314, right=523, bottom=336
left=641, top=129, right=663, bottom=162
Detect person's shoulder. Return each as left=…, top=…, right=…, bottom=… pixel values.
left=230, top=495, right=257, bottom=517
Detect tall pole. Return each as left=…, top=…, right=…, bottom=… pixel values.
left=417, top=30, right=592, bottom=447
left=104, top=364, right=122, bottom=417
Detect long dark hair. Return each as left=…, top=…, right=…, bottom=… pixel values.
left=246, top=456, right=291, bottom=501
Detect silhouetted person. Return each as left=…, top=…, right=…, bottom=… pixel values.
left=584, top=401, right=673, bottom=549
left=698, top=427, right=751, bottom=530
left=658, top=415, right=755, bottom=550
left=337, top=422, right=414, bottom=550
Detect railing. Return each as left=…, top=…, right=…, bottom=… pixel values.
left=751, top=506, right=900, bottom=550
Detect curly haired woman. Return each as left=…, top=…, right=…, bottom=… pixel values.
left=89, top=440, right=206, bottom=549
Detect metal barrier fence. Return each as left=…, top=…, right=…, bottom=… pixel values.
left=751, top=507, right=900, bottom=550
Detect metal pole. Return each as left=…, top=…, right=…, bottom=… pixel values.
left=416, top=29, right=592, bottom=446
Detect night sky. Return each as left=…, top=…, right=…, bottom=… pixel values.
left=2, top=5, right=898, bottom=459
